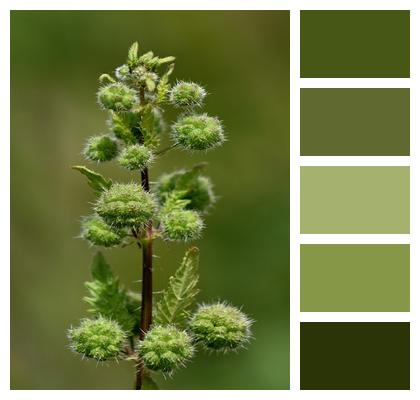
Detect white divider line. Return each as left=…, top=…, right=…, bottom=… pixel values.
left=300, top=78, right=411, bottom=88
left=300, top=312, right=411, bottom=323
left=300, top=156, right=410, bottom=166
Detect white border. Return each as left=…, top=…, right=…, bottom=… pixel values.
left=2, top=0, right=419, bottom=398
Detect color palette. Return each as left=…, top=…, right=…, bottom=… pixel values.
left=300, top=10, right=410, bottom=78
left=300, top=166, right=410, bottom=234
left=299, top=9, right=411, bottom=391
left=300, top=89, right=410, bottom=156
left=300, top=245, right=410, bottom=312
left=300, top=322, right=410, bottom=389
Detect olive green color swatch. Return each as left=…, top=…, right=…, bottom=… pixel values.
left=300, top=10, right=410, bottom=78
left=300, top=89, right=410, bottom=156
left=300, top=244, right=410, bottom=312
left=300, top=322, right=410, bottom=390
left=300, top=167, right=410, bottom=234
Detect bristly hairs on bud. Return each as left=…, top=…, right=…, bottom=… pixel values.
left=70, top=41, right=251, bottom=390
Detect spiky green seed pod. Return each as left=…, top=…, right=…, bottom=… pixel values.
left=189, top=303, right=252, bottom=351
left=68, top=317, right=126, bottom=361
left=161, top=209, right=203, bottom=241
left=156, top=169, right=215, bottom=212
left=81, top=216, right=125, bottom=247
left=138, top=325, right=194, bottom=373
left=118, top=144, right=153, bottom=171
left=115, top=64, right=130, bottom=81
left=172, top=114, right=224, bottom=151
left=83, top=135, right=118, bottom=162
left=169, top=81, right=206, bottom=109
left=97, top=83, right=139, bottom=112
left=95, top=183, right=156, bottom=228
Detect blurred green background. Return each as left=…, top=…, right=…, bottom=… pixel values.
left=11, top=11, right=289, bottom=389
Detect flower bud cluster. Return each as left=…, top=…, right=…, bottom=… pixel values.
left=172, top=114, right=225, bottom=151
left=118, top=144, right=153, bottom=171
left=169, top=81, right=206, bottom=109
left=83, top=135, right=118, bottom=162
left=138, top=325, right=194, bottom=373
left=68, top=317, right=126, bottom=361
left=189, top=303, right=252, bottom=351
left=97, top=83, right=139, bottom=112
left=81, top=216, right=125, bottom=247
left=95, top=183, right=156, bottom=228
left=156, top=168, right=215, bottom=212
left=160, top=208, right=204, bottom=241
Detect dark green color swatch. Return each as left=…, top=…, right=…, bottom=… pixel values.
left=300, top=167, right=410, bottom=234
left=300, top=322, right=410, bottom=390
left=300, top=89, right=410, bottom=156
left=301, top=244, right=410, bottom=312
left=300, top=10, right=410, bottom=78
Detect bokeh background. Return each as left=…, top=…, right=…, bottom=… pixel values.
left=11, top=11, right=289, bottom=389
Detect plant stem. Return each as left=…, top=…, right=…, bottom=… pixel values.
left=135, top=167, right=153, bottom=390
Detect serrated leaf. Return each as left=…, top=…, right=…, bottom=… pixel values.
left=127, top=42, right=139, bottom=70
left=157, top=56, right=175, bottom=66
left=72, top=165, right=112, bottom=193
left=155, top=63, right=174, bottom=105
left=84, top=252, right=140, bottom=333
left=90, top=252, right=113, bottom=281
left=154, top=247, right=200, bottom=326
left=140, top=104, right=160, bottom=149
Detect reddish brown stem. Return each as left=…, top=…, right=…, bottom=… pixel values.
left=135, top=167, right=153, bottom=390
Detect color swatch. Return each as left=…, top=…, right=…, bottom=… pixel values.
left=300, top=89, right=410, bottom=156
left=300, top=10, right=410, bottom=78
left=300, top=322, right=410, bottom=390
left=300, top=244, right=410, bottom=312
left=300, top=166, right=410, bottom=234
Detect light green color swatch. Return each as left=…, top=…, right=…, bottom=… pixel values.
left=301, top=244, right=410, bottom=312
left=300, top=167, right=410, bottom=234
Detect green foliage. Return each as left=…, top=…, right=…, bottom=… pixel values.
left=95, top=183, right=156, bottom=228
left=109, top=112, right=139, bottom=145
left=172, top=114, right=225, bottom=150
left=169, top=81, right=206, bottom=109
left=138, top=325, right=194, bottom=373
left=189, top=303, right=252, bottom=351
left=155, top=248, right=200, bottom=326
left=118, top=144, right=153, bottom=171
left=72, top=165, right=112, bottom=193
left=68, top=317, right=126, bottom=361
left=84, top=252, right=139, bottom=332
left=70, top=41, right=251, bottom=389
left=155, top=165, right=215, bottom=212
left=81, top=216, right=125, bottom=247
left=83, top=135, right=118, bottom=162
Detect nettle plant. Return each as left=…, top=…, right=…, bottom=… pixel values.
left=68, top=43, right=252, bottom=390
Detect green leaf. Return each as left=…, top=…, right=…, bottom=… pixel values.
left=140, top=104, right=160, bottom=149
left=155, top=63, right=174, bottom=105
left=90, top=252, right=113, bottom=281
left=72, top=165, right=112, bottom=193
left=84, top=253, right=140, bottom=333
left=157, top=56, right=176, bottom=66
left=127, top=42, right=139, bottom=70
left=154, top=247, right=200, bottom=326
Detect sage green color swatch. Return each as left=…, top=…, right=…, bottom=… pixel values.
left=300, top=89, right=410, bottom=156
left=300, top=167, right=410, bottom=234
left=300, top=10, right=410, bottom=77
left=300, top=244, right=410, bottom=312
left=300, top=322, right=410, bottom=390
